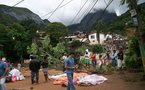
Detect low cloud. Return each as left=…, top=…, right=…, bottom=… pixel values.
left=0, top=0, right=144, bottom=25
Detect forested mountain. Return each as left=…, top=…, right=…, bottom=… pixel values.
left=68, top=2, right=145, bottom=34
left=68, top=9, right=117, bottom=32
left=0, top=5, right=49, bottom=25
left=102, top=2, right=145, bottom=35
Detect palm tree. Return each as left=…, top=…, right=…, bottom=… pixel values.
left=120, top=0, right=145, bottom=72
left=120, top=0, right=138, bottom=9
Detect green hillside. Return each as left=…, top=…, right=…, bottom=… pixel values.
left=0, top=4, right=49, bottom=25
left=96, top=2, right=145, bottom=35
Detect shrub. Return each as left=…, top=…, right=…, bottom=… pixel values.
left=124, top=35, right=142, bottom=69
left=77, top=45, right=87, bottom=56
left=91, top=44, right=103, bottom=53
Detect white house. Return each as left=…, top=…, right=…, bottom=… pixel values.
left=88, top=33, right=112, bottom=45
left=88, top=33, right=98, bottom=45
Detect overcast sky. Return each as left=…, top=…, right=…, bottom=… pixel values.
left=0, top=0, right=144, bottom=25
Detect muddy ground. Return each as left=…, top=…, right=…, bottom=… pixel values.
left=6, top=69, right=145, bottom=90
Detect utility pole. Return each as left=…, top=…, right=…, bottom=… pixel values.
left=130, top=0, right=145, bottom=72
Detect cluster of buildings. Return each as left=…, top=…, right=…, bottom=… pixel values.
left=65, top=31, right=112, bottom=45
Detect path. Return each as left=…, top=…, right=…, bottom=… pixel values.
left=6, top=69, right=145, bottom=90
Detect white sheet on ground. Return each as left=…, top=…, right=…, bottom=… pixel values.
left=9, top=68, right=25, bottom=81
left=77, top=74, right=107, bottom=85
left=48, top=73, right=66, bottom=80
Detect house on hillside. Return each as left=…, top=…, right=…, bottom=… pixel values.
left=65, top=31, right=112, bottom=45
left=65, top=31, right=89, bottom=45
left=88, top=33, right=98, bottom=45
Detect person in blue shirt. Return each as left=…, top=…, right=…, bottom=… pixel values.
left=65, top=52, right=77, bottom=90
left=0, top=57, right=8, bottom=90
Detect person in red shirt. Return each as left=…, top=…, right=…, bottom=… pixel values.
left=91, top=52, right=96, bottom=70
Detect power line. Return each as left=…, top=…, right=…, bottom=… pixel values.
left=42, top=0, right=74, bottom=18
left=77, top=0, right=99, bottom=23
left=86, top=0, right=113, bottom=25
left=47, top=0, right=65, bottom=20
left=104, top=0, right=108, bottom=5
left=12, top=0, right=25, bottom=7
left=84, top=0, right=99, bottom=25
left=70, top=0, right=89, bottom=24
left=85, top=0, right=99, bottom=16
left=97, top=0, right=114, bottom=21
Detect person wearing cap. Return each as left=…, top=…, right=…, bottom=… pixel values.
left=65, top=52, right=77, bottom=90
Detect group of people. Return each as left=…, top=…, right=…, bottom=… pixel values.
left=61, top=48, right=123, bottom=90
left=29, top=55, right=48, bottom=84
left=0, top=57, right=23, bottom=90
left=29, top=52, right=77, bottom=90
left=83, top=48, right=124, bottom=71
left=0, top=47, right=124, bottom=90
left=62, top=47, right=124, bottom=73
left=60, top=48, right=124, bottom=90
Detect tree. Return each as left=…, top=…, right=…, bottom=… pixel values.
left=0, top=24, right=10, bottom=57
left=53, top=42, right=66, bottom=67
left=125, top=35, right=142, bottom=69
left=7, top=23, right=31, bottom=62
left=27, top=43, right=38, bottom=55
left=20, top=19, right=40, bottom=38
left=27, top=35, right=66, bottom=68
left=45, top=22, right=68, bottom=46
left=120, top=0, right=145, bottom=72
left=70, top=40, right=82, bottom=49
left=0, top=24, right=8, bottom=44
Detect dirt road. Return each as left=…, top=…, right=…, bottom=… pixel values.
left=6, top=69, right=145, bottom=90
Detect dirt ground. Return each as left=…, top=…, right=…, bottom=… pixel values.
left=6, top=69, right=145, bottom=90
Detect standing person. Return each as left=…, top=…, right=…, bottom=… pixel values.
left=84, top=49, right=91, bottom=69
left=111, top=50, right=118, bottom=67
left=91, top=52, right=96, bottom=71
left=0, top=57, right=8, bottom=90
left=104, top=51, right=111, bottom=64
left=17, top=63, right=21, bottom=72
left=41, top=56, right=48, bottom=82
left=65, top=52, right=76, bottom=90
left=6, top=60, right=10, bottom=68
left=74, top=52, right=80, bottom=65
left=29, top=56, right=40, bottom=84
left=117, top=48, right=124, bottom=69
left=98, top=55, right=103, bottom=70
left=62, top=53, right=67, bottom=72
left=29, top=53, right=33, bottom=61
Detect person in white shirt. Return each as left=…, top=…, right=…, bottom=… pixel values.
left=62, top=53, right=67, bottom=72
left=84, top=49, right=91, bottom=69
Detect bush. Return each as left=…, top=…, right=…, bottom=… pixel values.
left=77, top=45, right=87, bottom=56
left=91, top=44, right=103, bottom=53
left=124, top=35, right=142, bottom=69
left=70, top=40, right=82, bottom=48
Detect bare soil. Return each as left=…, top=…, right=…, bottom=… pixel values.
left=6, top=69, right=145, bottom=90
